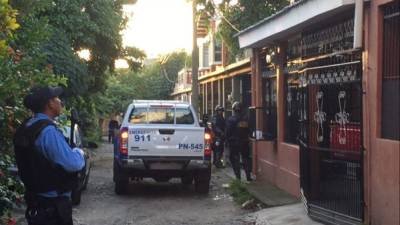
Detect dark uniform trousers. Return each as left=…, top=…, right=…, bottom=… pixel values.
left=228, top=140, right=251, bottom=180
left=25, top=195, right=73, bottom=225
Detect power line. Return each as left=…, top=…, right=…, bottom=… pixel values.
left=208, top=0, right=240, bottom=32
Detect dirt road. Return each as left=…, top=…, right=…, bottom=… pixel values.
left=71, top=143, right=253, bottom=225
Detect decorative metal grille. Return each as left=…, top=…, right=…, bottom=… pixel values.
left=285, top=72, right=301, bottom=144
left=263, top=75, right=277, bottom=140
left=382, top=1, right=400, bottom=140
left=224, top=78, right=233, bottom=118
left=287, top=18, right=355, bottom=59
left=206, top=82, right=212, bottom=115
left=298, top=52, right=363, bottom=221
left=261, top=48, right=278, bottom=140
left=212, top=81, right=219, bottom=114
left=302, top=19, right=354, bottom=57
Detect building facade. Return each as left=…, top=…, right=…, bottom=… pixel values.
left=171, top=68, right=193, bottom=102
left=237, top=0, right=399, bottom=225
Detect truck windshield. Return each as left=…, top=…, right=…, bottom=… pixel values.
left=176, top=107, right=194, bottom=124
left=129, top=107, right=147, bottom=124
left=148, top=107, right=174, bottom=124
left=129, top=106, right=194, bottom=124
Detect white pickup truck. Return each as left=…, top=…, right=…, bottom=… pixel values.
left=113, top=100, right=212, bottom=194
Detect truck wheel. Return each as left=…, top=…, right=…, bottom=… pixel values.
left=181, top=175, right=193, bottom=185
left=194, top=179, right=210, bottom=194
left=113, top=162, right=128, bottom=195
left=115, top=180, right=128, bottom=195
left=82, top=167, right=90, bottom=191
left=71, top=189, right=82, bottom=205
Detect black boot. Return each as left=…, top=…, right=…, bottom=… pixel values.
left=246, top=172, right=253, bottom=182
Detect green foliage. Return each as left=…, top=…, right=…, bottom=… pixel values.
left=96, top=50, right=191, bottom=118
left=229, top=179, right=253, bottom=205
left=95, top=70, right=147, bottom=117
left=0, top=154, right=24, bottom=224
left=0, top=0, right=19, bottom=55
left=123, top=46, right=146, bottom=72
left=0, top=0, right=67, bottom=153
left=1, top=0, right=143, bottom=220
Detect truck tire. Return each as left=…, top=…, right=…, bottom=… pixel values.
left=181, top=175, right=193, bottom=185
left=194, top=169, right=211, bottom=194
left=113, top=162, right=128, bottom=195
left=194, top=179, right=210, bottom=194
left=115, top=180, right=128, bottom=195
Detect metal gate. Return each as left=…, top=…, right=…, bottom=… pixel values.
left=287, top=17, right=365, bottom=225
left=298, top=52, right=364, bottom=224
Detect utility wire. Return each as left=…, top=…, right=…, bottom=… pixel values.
left=160, top=54, right=175, bottom=84
left=208, top=0, right=240, bottom=32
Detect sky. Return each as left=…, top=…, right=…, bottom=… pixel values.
left=121, top=0, right=193, bottom=59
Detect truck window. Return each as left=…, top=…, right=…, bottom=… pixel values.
left=148, top=107, right=174, bottom=124
left=129, top=107, right=147, bottom=124
left=176, top=107, right=194, bottom=124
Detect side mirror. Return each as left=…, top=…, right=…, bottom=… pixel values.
left=85, top=141, right=98, bottom=149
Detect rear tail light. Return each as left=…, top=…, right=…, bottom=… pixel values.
left=119, top=127, right=129, bottom=156
left=204, top=133, right=211, bottom=141
left=204, top=132, right=212, bottom=158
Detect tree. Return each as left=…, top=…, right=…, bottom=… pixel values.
left=196, top=0, right=290, bottom=62
left=97, top=50, right=191, bottom=119
left=7, top=0, right=144, bottom=141
left=0, top=1, right=63, bottom=223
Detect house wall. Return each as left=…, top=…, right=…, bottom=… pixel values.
left=364, top=1, right=400, bottom=224
left=245, top=0, right=399, bottom=224
left=251, top=47, right=301, bottom=197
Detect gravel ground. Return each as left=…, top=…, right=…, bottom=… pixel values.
left=12, top=141, right=258, bottom=225
left=72, top=157, right=255, bottom=225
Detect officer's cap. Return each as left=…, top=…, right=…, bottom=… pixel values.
left=215, top=105, right=224, bottom=112
left=23, top=86, right=63, bottom=112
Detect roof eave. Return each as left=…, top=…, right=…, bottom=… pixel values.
left=237, top=0, right=356, bottom=49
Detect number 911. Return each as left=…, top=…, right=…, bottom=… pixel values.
left=134, top=134, right=150, bottom=142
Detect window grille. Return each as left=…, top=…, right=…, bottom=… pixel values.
left=285, top=72, right=301, bottom=144
left=206, top=82, right=212, bottom=115
left=214, top=39, right=222, bottom=63
left=300, top=18, right=354, bottom=58
left=382, top=1, right=400, bottom=140
left=261, top=48, right=278, bottom=140
left=262, top=74, right=277, bottom=140
left=224, top=78, right=233, bottom=118
left=212, top=81, right=219, bottom=114
left=202, top=42, right=209, bottom=67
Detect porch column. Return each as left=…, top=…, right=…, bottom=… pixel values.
left=251, top=48, right=263, bottom=175
left=277, top=43, right=287, bottom=144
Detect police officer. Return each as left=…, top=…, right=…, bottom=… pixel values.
left=225, top=101, right=252, bottom=181
left=211, top=105, right=225, bottom=168
left=13, top=86, right=85, bottom=225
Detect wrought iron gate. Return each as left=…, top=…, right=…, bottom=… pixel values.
left=287, top=17, right=365, bottom=225
left=298, top=52, right=363, bottom=224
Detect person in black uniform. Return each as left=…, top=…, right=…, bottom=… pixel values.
left=225, top=101, right=252, bottom=181
left=108, top=119, right=119, bottom=143
left=211, top=105, right=225, bottom=168
left=13, top=86, right=85, bottom=225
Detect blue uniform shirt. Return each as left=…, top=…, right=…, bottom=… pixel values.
left=26, top=113, right=85, bottom=197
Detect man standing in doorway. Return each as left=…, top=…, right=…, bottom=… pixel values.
left=13, top=86, right=85, bottom=225
left=226, top=101, right=252, bottom=181
left=108, top=119, right=119, bottom=143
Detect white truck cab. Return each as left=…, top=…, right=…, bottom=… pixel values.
left=113, top=100, right=211, bottom=194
